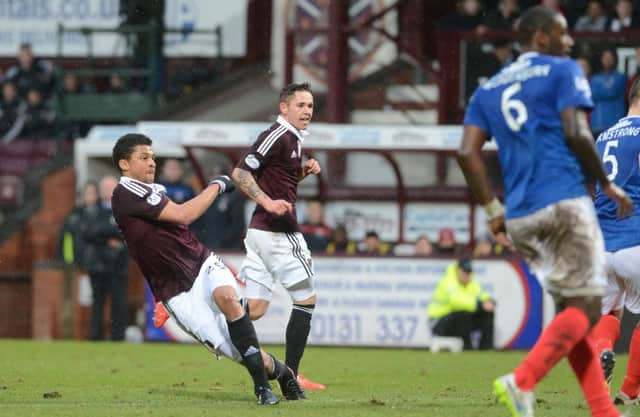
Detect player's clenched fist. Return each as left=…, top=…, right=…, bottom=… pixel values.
left=264, top=198, right=292, bottom=216
left=209, top=175, right=235, bottom=195
left=302, top=158, right=321, bottom=177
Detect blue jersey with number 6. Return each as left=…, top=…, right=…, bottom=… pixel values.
left=464, top=51, right=593, bottom=219
left=595, top=116, right=640, bottom=251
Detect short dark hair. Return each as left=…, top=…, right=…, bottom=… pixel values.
left=630, top=77, right=640, bottom=106
left=365, top=230, right=380, bottom=239
left=112, top=133, right=152, bottom=172
left=517, top=6, right=558, bottom=47
left=279, top=82, right=312, bottom=103
left=600, top=47, right=618, bottom=67
left=458, top=258, right=473, bottom=273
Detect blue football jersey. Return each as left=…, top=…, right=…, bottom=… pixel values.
left=464, top=52, right=594, bottom=219
left=594, top=116, right=640, bottom=251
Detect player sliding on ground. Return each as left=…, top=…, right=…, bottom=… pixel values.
left=458, top=6, right=633, bottom=417
left=110, top=133, right=303, bottom=405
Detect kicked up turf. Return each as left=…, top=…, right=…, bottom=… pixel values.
left=0, top=340, right=633, bottom=417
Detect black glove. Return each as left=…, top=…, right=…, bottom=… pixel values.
left=209, top=175, right=235, bottom=195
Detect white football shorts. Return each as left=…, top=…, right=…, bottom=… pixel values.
left=506, top=196, right=606, bottom=299
left=239, top=228, right=315, bottom=302
left=601, top=245, right=640, bottom=314
left=164, top=253, right=242, bottom=362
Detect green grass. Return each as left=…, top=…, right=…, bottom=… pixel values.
left=0, top=340, right=632, bottom=417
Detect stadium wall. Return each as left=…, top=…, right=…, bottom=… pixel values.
left=147, top=256, right=545, bottom=350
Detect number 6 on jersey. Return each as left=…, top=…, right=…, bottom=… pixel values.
left=501, top=82, right=528, bottom=132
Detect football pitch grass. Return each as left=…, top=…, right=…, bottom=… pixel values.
left=0, top=340, right=635, bottom=417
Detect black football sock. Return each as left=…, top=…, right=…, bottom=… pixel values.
left=241, top=298, right=250, bottom=316
left=227, top=313, right=269, bottom=391
left=285, top=304, right=315, bottom=376
left=267, top=353, right=286, bottom=380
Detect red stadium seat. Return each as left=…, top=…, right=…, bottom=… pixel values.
left=0, top=139, right=58, bottom=158
left=0, top=157, right=31, bottom=176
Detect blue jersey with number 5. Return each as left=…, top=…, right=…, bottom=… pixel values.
left=595, top=116, right=640, bottom=251
left=464, top=52, right=593, bottom=219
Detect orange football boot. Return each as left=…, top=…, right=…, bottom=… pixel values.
left=153, top=302, right=170, bottom=327
left=297, top=374, right=326, bottom=391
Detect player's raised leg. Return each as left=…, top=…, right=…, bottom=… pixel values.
left=592, top=312, right=622, bottom=385
left=214, top=285, right=278, bottom=405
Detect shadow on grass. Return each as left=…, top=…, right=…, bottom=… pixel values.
left=150, top=388, right=252, bottom=403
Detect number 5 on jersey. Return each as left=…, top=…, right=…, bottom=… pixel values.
left=501, top=82, right=528, bottom=131
left=602, top=140, right=619, bottom=181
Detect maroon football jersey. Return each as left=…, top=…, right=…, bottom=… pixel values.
left=111, top=177, right=211, bottom=302
left=236, top=116, right=303, bottom=233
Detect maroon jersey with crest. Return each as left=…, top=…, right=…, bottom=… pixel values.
left=236, top=116, right=303, bottom=233
left=111, top=177, right=211, bottom=302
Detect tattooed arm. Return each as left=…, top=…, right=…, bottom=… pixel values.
left=232, top=167, right=292, bottom=216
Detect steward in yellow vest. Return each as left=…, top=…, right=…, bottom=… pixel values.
left=428, top=258, right=495, bottom=350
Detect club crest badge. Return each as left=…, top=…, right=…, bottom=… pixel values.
left=146, top=192, right=161, bottom=206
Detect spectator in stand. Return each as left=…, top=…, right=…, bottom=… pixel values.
left=483, top=0, right=521, bottom=30
left=4, top=43, right=54, bottom=99
left=192, top=164, right=246, bottom=250
left=59, top=74, right=93, bottom=139
left=158, top=158, right=195, bottom=203
left=492, top=38, right=515, bottom=68
left=428, top=258, right=495, bottom=350
left=299, top=199, right=333, bottom=253
left=437, top=0, right=487, bottom=33
left=74, top=176, right=128, bottom=341
left=573, top=0, right=608, bottom=31
left=107, top=73, right=128, bottom=94
left=58, top=180, right=99, bottom=271
left=473, top=234, right=495, bottom=257
left=626, top=46, right=640, bottom=99
left=18, top=88, right=55, bottom=139
left=62, top=73, right=93, bottom=95
left=539, top=0, right=565, bottom=15
left=62, top=74, right=80, bottom=94
left=435, top=227, right=461, bottom=255
left=325, top=223, right=357, bottom=255
left=0, top=82, right=24, bottom=141
left=84, top=175, right=129, bottom=341
left=414, top=235, right=434, bottom=256
left=610, top=0, right=640, bottom=31
left=358, top=230, right=391, bottom=256
left=590, top=48, right=627, bottom=135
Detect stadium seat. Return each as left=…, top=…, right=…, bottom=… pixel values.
left=0, top=157, right=31, bottom=176
left=0, top=139, right=57, bottom=158
left=430, top=336, right=464, bottom=353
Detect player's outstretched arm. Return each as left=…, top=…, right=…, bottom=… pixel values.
left=458, top=125, right=511, bottom=248
left=562, top=108, right=609, bottom=186
left=561, top=108, right=633, bottom=217
left=458, top=125, right=497, bottom=206
left=232, top=167, right=292, bottom=216
left=157, top=176, right=233, bottom=226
